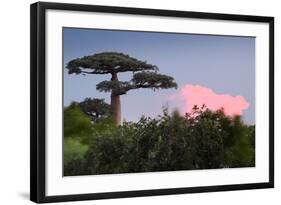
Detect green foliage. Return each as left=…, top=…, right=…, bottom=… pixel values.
left=96, top=80, right=131, bottom=95
left=132, top=72, right=178, bottom=90
left=64, top=103, right=93, bottom=141
left=63, top=103, right=92, bottom=171
left=77, top=98, right=112, bottom=123
left=64, top=104, right=255, bottom=176
left=64, top=138, right=88, bottom=167
left=223, top=117, right=255, bottom=167
left=66, top=52, right=178, bottom=96
left=96, top=72, right=177, bottom=95
left=66, top=52, right=158, bottom=75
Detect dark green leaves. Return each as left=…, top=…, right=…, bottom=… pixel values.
left=67, top=52, right=177, bottom=96
left=96, top=72, right=177, bottom=95
left=66, top=52, right=158, bottom=74
left=132, top=72, right=178, bottom=90
left=77, top=98, right=112, bottom=122
left=64, top=104, right=255, bottom=176
left=64, top=103, right=93, bottom=139
left=96, top=80, right=131, bottom=95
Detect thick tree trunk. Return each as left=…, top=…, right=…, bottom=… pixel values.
left=111, top=93, right=121, bottom=126
left=110, top=73, right=121, bottom=126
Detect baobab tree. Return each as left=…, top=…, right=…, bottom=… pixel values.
left=66, top=52, right=177, bottom=125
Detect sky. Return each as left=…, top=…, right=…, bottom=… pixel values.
left=63, top=28, right=255, bottom=124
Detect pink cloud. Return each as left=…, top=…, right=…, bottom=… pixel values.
left=171, top=84, right=249, bottom=116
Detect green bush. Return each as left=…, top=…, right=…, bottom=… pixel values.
left=63, top=105, right=255, bottom=176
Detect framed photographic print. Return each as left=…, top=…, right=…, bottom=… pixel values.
left=30, top=2, right=274, bottom=203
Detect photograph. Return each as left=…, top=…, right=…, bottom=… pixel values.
left=30, top=2, right=274, bottom=202
left=63, top=28, right=256, bottom=176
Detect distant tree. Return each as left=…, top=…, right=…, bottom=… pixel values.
left=77, top=98, right=112, bottom=123
left=66, top=52, right=177, bottom=125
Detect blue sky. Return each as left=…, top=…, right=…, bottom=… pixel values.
left=63, top=28, right=255, bottom=124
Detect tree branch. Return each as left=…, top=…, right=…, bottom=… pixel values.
left=81, top=70, right=111, bottom=75
left=96, top=71, right=177, bottom=95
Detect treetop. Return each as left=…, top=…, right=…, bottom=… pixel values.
left=66, top=52, right=158, bottom=75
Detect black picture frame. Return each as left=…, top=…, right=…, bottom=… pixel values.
left=30, top=1, right=274, bottom=203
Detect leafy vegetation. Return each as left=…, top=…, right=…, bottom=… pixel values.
left=64, top=102, right=255, bottom=176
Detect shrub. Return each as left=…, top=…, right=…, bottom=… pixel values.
left=64, top=105, right=255, bottom=176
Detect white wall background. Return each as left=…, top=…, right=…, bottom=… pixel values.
left=0, top=0, right=279, bottom=204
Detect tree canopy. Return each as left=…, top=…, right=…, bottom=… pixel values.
left=66, top=52, right=158, bottom=75
left=76, top=98, right=112, bottom=122
left=96, top=72, right=177, bottom=95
